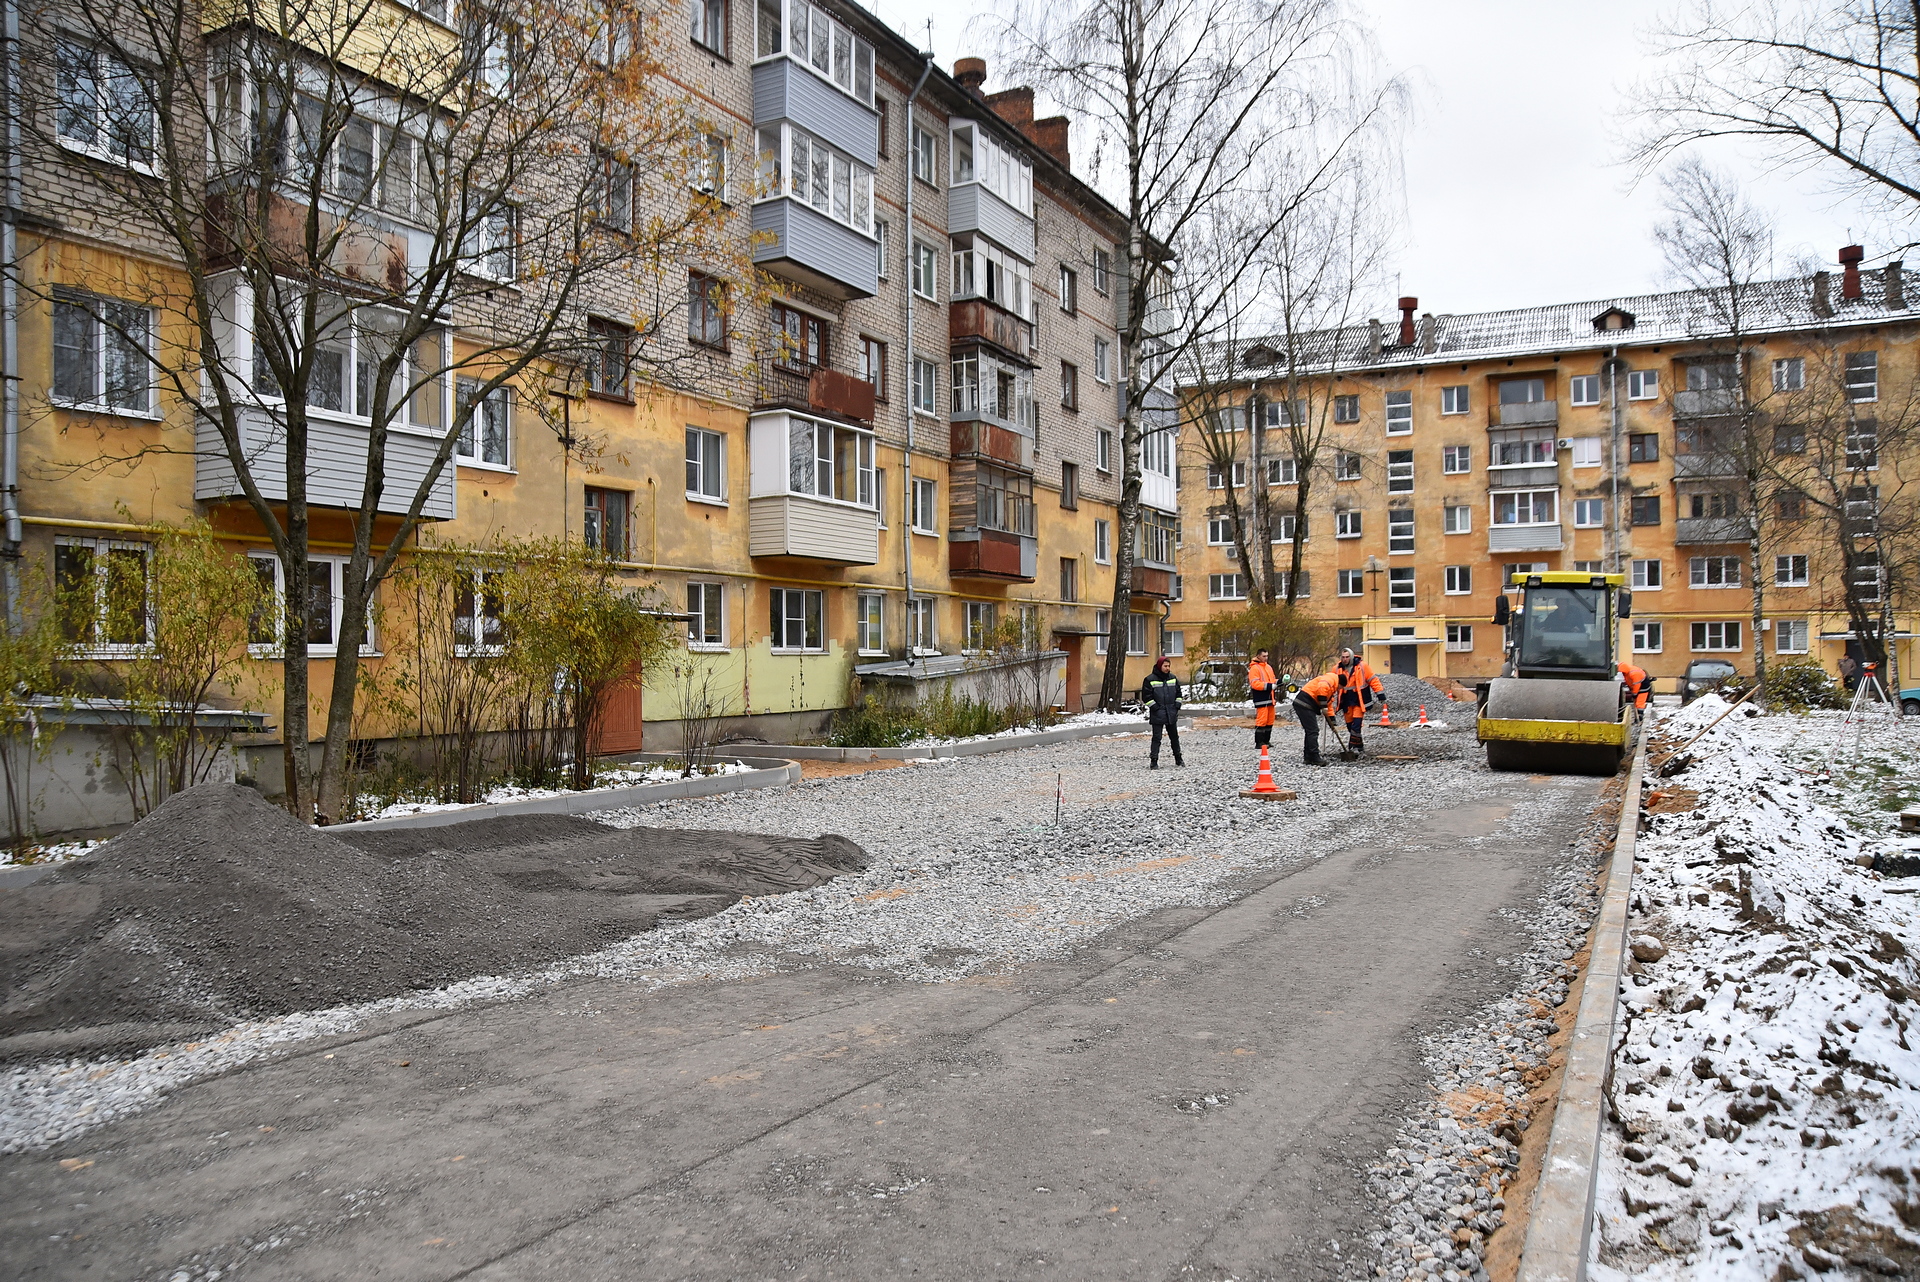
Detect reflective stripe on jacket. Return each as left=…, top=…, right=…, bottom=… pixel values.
left=1293, top=671, right=1342, bottom=712
left=1248, top=660, right=1279, bottom=707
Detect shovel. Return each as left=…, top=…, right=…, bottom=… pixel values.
left=1329, top=714, right=1359, bottom=761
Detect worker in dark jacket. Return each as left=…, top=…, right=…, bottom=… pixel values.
left=1291, top=670, right=1342, bottom=766
left=1141, top=656, right=1185, bottom=768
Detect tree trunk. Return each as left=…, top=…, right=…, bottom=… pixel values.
left=1100, top=405, right=1143, bottom=709
left=1286, top=475, right=1310, bottom=606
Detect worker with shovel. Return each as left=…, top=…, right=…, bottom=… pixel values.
left=1291, top=669, right=1343, bottom=766
left=1335, top=648, right=1385, bottom=756
left=1618, top=660, right=1653, bottom=713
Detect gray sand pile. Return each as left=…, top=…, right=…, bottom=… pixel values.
left=0, top=784, right=863, bottom=1059
left=1378, top=672, right=1461, bottom=714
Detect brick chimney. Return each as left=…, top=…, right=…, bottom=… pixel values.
left=1027, top=116, right=1070, bottom=167
left=1840, top=244, right=1865, bottom=300
left=1887, top=262, right=1907, bottom=310
left=1397, top=296, right=1417, bottom=347
left=1812, top=271, right=1833, bottom=318
left=984, top=86, right=1033, bottom=129
left=954, top=57, right=987, bottom=92
left=1367, top=317, right=1383, bottom=357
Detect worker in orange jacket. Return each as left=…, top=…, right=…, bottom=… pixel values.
left=1248, top=649, right=1279, bottom=748
left=1618, top=660, right=1653, bottom=712
left=1336, top=647, right=1386, bottom=754
left=1291, top=669, right=1343, bottom=766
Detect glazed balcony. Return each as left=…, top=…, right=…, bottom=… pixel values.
left=1497, top=400, right=1558, bottom=428
left=1674, top=388, right=1741, bottom=418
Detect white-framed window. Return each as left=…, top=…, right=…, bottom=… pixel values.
left=1058, top=264, right=1079, bottom=314
left=1276, top=570, right=1308, bottom=598
left=1208, top=573, right=1246, bottom=601
left=1335, top=509, right=1362, bottom=538
left=685, top=425, right=726, bottom=502
left=1385, top=390, right=1412, bottom=435
left=1093, top=338, right=1111, bottom=383
left=1334, top=451, right=1362, bottom=481
left=1165, top=629, right=1185, bottom=657
left=1851, top=555, right=1884, bottom=604
left=1490, top=428, right=1555, bottom=466
left=874, top=217, right=890, bottom=279
left=855, top=590, right=884, bottom=653
left=1775, top=619, right=1809, bottom=654
left=55, top=37, right=155, bottom=170
left=1846, top=422, right=1879, bottom=470
left=1441, top=385, right=1469, bottom=415
left=1691, top=621, right=1741, bottom=652
left=463, top=203, right=518, bottom=280
left=1631, top=558, right=1661, bottom=589
left=1387, top=507, right=1414, bottom=553
left=1094, top=518, right=1112, bottom=564
left=1492, top=489, right=1558, bottom=525
left=1127, top=611, right=1148, bottom=656
left=1845, top=351, right=1878, bottom=402
left=691, top=0, right=727, bottom=54
left=1627, top=369, right=1658, bottom=400
left=911, top=477, right=937, bottom=533
left=1092, top=248, right=1112, bottom=295
left=912, top=240, right=938, bottom=299
left=963, top=600, right=999, bottom=651
left=1773, top=357, right=1804, bottom=392
left=1632, top=621, right=1663, bottom=653
left=52, top=291, right=153, bottom=416
left=244, top=553, right=375, bottom=657
left=1206, top=461, right=1248, bottom=490
left=55, top=536, right=151, bottom=653
left=1096, top=429, right=1113, bottom=473
left=754, top=0, right=876, bottom=105
left=912, top=356, right=938, bottom=414
left=1503, top=562, right=1548, bottom=585
left=1092, top=607, right=1110, bottom=654
left=785, top=417, right=875, bottom=507
left=1446, top=623, right=1473, bottom=652
left=1267, top=456, right=1297, bottom=485
left=754, top=123, right=876, bottom=235
left=455, top=569, right=505, bottom=657
left=1570, top=437, right=1602, bottom=467
left=248, top=293, right=451, bottom=430
left=1443, top=504, right=1471, bottom=534
left=949, top=121, right=1033, bottom=214
left=1272, top=512, right=1304, bottom=543
left=1337, top=568, right=1364, bottom=597
left=911, top=124, right=937, bottom=185
left=1569, top=374, right=1601, bottom=406
left=1206, top=514, right=1234, bottom=545
left=1387, top=450, right=1414, bottom=493
left=1690, top=556, right=1741, bottom=588
left=769, top=586, right=824, bottom=652
left=1573, top=498, right=1604, bottom=528
left=1333, top=394, right=1359, bottom=424
left=455, top=379, right=511, bottom=468
left=1387, top=567, right=1415, bottom=611
left=1442, top=445, right=1470, bottom=474
left=1444, top=564, right=1472, bottom=595
left=908, top=594, right=936, bottom=653
left=1774, top=554, right=1809, bottom=587
left=1572, top=560, right=1604, bottom=573
left=687, top=581, right=726, bottom=649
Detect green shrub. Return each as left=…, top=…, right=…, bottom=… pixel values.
left=920, top=688, right=1009, bottom=740
left=1762, top=657, right=1839, bottom=711
left=827, top=694, right=927, bottom=747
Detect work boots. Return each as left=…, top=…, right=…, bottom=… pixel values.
left=1348, top=731, right=1365, bottom=755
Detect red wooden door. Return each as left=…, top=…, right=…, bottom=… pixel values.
left=597, top=679, right=645, bottom=754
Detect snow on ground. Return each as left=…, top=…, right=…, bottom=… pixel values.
left=0, top=839, right=103, bottom=869
left=351, top=759, right=755, bottom=822
left=1593, top=695, right=1920, bottom=1280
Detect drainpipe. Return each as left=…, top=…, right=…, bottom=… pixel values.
left=901, top=52, right=932, bottom=673
left=1, top=0, right=21, bottom=626
left=1607, top=346, right=1622, bottom=575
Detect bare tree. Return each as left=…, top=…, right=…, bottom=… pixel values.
left=29, top=0, right=749, bottom=819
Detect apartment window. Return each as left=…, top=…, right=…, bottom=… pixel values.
left=912, top=241, right=938, bottom=299
left=1125, top=611, right=1148, bottom=656
left=854, top=591, right=884, bottom=653
left=1573, top=498, right=1604, bottom=528
left=1387, top=567, right=1415, bottom=611
left=691, top=0, right=726, bottom=52
left=55, top=37, right=154, bottom=168
left=1442, top=445, right=1470, bottom=474
left=591, top=149, right=636, bottom=230
left=583, top=487, right=630, bottom=559
left=454, top=379, right=511, bottom=468
left=1332, top=394, right=1359, bottom=424
left=769, top=587, right=824, bottom=652
left=1490, top=428, right=1555, bottom=467
left=903, top=595, right=935, bottom=653
left=693, top=131, right=729, bottom=202
left=1335, top=509, right=1362, bottom=538
left=1097, top=429, right=1113, bottom=473
left=1631, top=559, right=1661, bottom=589
left=858, top=337, right=887, bottom=400
left=1627, top=369, right=1658, bottom=400
left=587, top=318, right=633, bottom=397
left=462, top=204, right=517, bottom=280
left=1209, top=573, right=1246, bottom=601
left=1773, top=424, right=1807, bottom=456
left=52, top=292, right=152, bottom=414
left=1846, top=422, right=1879, bottom=470
left=685, top=426, right=726, bottom=502
left=1206, top=513, right=1235, bottom=546
left=962, top=600, right=999, bottom=651
left=1334, top=451, right=1362, bottom=481
left=1386, top=450, right=1414, bottom=493
left=1207, top=462, right=1248, bottom=490
left=1776, top=489, right=1807, bottom=520
left=912, top=357, right=937, bottom=414
left=1691, top=555, right=1741, bottom=588
left=1385, top=390, right=1412, bottom=435
left=1093, top=338, right=1111, bottom=383
left=911, top=477, right=937, bottom=533
left=1092, top=248, right=1112, bottom=295
left=1845, top=351, right=1878, bottom=402
left=1570, top=437, right=1602, bottom=468
left=1493, top=489, right=1557, bottom=525
left=1060, top=556, right=1079, bottom=602
left=1776, top=619, right=1809, bottom=654
left=1691, top=621, right=1741, bottom=652
left=1572, top=560, right=1604, bottom=573
left=1446, top=623, right=1473, bottom=652
left=1775, top=554, right=1809, bottom=587
left=874, top=217, right=890, bottom=279
left=1337, top=569, right=1364, bottom=597
left=1630, top=495, right=1661, bottom=526
left=1632, top=621, right=1663, bottom=654
left=1059, top=266, right=1078, bottom=314
left=1272, top=513, right=1305, bottom=543
left=1443, top=504, right=1471, bottom=534
left=1165, top=629, right=1185, bottom=657
left=1569, top=374, right=1600, bottom=406
left=1094, top=518, right=1112, bottom=564
left=1851, top=555, right=1884, bottom=604
left=1441, top=385, right=1469, bottom=415
left=1687, top=491, right=1741, bottom=519
left=911, top=125, right=936, bottom=184
left=1094, top=608, right=1110, bottom=654
left=1443, top=564, right=1472, bottom=595
left=1060, top=361, right=1079, bottom=410
left=451, top=569, right=504, bottom=656
left=1773, top=357, right=1804, bottom=392
left=55, top=536, right=151, bottom=651
left=687, top=582, right=726, bottom=648
left=1276, top=570, right=1309, bottom=598
left=1267, top=457, right=1297, bottom=485
left=1387, top=507, right=1414, bottom=554
left=1628, top=433, right=1660, bottom=463
left=688, top=273, right=728, bottom=347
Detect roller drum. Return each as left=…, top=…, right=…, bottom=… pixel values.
left=1483, top=677, right=1621, bottom=724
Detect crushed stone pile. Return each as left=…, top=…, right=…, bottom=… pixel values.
left=1378, top=672, right=1462, bottom=714
left=0, top=784, right=863, bottom=1059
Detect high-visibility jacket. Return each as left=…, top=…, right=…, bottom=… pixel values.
left=1293, top=671, right=1342, bottom=714
left=1618, top=661, right=1652, bottom=710
left=1248, top=659, right=1279, bottom=726
left=1338, top=660, right=1385, bottom=719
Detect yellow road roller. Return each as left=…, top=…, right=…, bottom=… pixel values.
left=1477, top=571, right=1634, bottom=776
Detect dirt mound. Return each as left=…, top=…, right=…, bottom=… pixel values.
left=0, top=784, right=864, bottom=1059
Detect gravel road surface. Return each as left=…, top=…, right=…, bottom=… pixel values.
left=1, top=720, right=1605, bottom=1281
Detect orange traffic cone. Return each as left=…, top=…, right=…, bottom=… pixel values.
left=1417, top=705, right=1430, bottom=726
left=1240, top=745, right=1296, bottom=800
left=1378, top=704, right=1391, bottom=727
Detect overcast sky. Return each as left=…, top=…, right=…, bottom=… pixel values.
left=866, top=0, right=1885, bottom=316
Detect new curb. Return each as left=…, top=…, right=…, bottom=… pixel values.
left=1515, top=736, right=1650, bottom=1282
left=734, top=717, right=1161, bottom=761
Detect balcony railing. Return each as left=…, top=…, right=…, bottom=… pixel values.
left=1675, top=516, right=1752, bottom=545
left=1674, top=388, right=1741, bottom=417
left=950, top=299, right=1035, bottom=361
left=753, top=355, right=875, bottom=423
left=1486, top=462, right=1559, bottom=488
left=1673, top=453, right=1741, bottom=479
left=1488, top=524, right=1564, bottom=553
left=1497, top=400, right=1558, bottom=427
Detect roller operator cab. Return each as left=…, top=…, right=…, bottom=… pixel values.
left=1477, top=571, right=1636, bottom=776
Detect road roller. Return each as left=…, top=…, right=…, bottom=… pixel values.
left=1477, top=571, right=1635, bottom=776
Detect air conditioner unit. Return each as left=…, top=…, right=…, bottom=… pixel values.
left=1761, top=619, right=1772, bottom=631
left=1557, top=437, right=1572, bottom=449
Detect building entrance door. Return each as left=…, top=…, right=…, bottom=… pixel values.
left=1389, top=644, right=1418, bottom=676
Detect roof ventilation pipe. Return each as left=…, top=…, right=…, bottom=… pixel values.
left=1397, top=296, right=1417, bottom=346
left=1839, top=244, right=1865, bottom=300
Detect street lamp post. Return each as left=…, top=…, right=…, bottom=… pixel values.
left=1363, top=554, right=1385, bottom=621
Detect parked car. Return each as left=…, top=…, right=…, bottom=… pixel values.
left=1677, top=659, right=1739, bottom=706
left=1187, top=660, right=1244, bottom=701
left=1899, top=685, right=1920, bottom=716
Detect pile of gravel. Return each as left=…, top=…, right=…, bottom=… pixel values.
left=1378, top=673, right=1464, bottom=714
left=0, top=784, right=863, bottom=1059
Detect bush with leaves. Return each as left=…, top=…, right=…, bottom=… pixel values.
left=1196, top=602, right=1336, bottom=681
left=1759, top=658, right=1839, bottom=712
left=0, top=578, right=68, bottom=857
